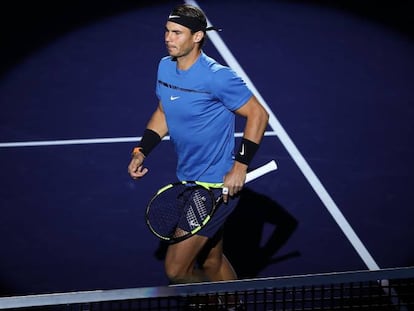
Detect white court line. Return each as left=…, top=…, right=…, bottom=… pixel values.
left=0, top=1, right=378, bottom=271
left=0, top=4, right=404, bottom=307
left=190, top=3, right=411, bottom=308
left=185, top=0, right=381, bottom=272
left=0, top=131, right=277, bottom=147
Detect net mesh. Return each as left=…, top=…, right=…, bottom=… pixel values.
left=1, top=267, right=413, bottom=310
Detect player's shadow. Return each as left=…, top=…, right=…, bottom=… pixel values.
left=224, top=188, right=299, bottom=278
left=153, top=188, right=299, bottom=279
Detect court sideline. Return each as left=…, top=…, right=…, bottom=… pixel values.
left=1, top=0, right=413, bottom=296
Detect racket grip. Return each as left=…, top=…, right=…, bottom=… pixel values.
left=245, top=160, right=278, bottom=184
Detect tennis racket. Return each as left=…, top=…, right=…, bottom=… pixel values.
left=145, top=160, right=278, bottom=243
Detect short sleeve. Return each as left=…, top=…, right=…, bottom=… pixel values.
left=210, top=68, right=253, bottom=111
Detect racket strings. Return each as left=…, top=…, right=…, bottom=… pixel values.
left=146, top=184, right=189, bottom=238
left=146, top=161, right=277, bottom=242
left=146, top=183, right=216, bottom=241
left=176, top=187, right=215, bottom=237
left=185, top=189, right=208, bottom=228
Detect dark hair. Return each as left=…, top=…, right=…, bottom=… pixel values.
left=170, top=4, right=207, bottom=47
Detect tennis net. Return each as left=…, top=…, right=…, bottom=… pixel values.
left=0, top=266, right=413, bottom=310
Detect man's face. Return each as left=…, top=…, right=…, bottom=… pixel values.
left=164, top=21, right=200, bottom=58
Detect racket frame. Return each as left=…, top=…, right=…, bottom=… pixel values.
left=145, top=181, right=219, bottom=243
left=145, top=160, right=278, bottom=243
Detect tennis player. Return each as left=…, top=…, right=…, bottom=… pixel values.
left=128, top=2, right=269, bottom=291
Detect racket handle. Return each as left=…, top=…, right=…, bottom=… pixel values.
left=245, top=160, right=278, bottom=184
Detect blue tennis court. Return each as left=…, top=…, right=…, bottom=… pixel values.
left=1, top=0, right=413, bottom=296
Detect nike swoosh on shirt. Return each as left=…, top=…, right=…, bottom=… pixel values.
left=170, top=96, right=180, bottom=101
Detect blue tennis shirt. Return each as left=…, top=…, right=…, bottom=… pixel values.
left=156, top=52, right=253, bottom=183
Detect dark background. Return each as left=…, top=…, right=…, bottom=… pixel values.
left=1, top=0, right=413, bottom=297
left=1, top=0, right=413, bottom=74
